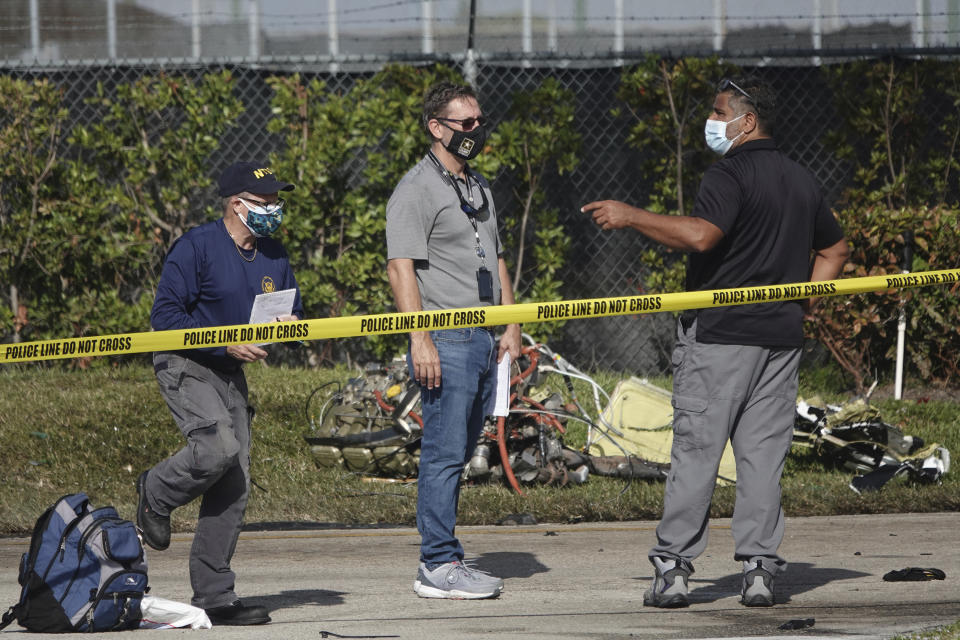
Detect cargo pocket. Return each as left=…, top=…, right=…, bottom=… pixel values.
left=185, top=421, right=240, bottom=475
left=154, top=355, right=187, bottom=392
left=671, top=393, right=708, bottom=451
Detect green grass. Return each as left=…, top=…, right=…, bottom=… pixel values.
left=0, top=361, right=957, bottom=535
left=894, top=621, right=960, bottom=640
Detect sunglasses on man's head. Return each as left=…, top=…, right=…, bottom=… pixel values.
left=717, top=78, right=754, bottom=103
left=434, top=115, right=488, bottom=130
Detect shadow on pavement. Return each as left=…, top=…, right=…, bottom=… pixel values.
left=776, top=562, right=872, bottom=598
left=474, top=551, right=549, bottom=579
left=685, top=561, right=871, bottom=604
left=255, top=589, right=348, bottom=612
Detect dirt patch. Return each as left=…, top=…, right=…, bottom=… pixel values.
left=864, top=381, right=960, bottom=403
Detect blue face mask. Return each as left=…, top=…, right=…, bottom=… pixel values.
left=704, top=114, right=745, bottom=156
left=237, top=197, right=284, bottom=237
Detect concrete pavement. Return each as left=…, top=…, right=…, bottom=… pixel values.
left=1, top=513, right=958, bottom=639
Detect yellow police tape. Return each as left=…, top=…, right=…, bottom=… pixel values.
left=2, top=268, right=958, bottom=365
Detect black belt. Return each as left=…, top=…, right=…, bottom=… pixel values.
left=154, top=353, right=240, bottom=375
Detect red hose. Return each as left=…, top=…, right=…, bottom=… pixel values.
left=514, top=346, right=539, bottom=384
left=385, top=345, right=545, bottom=496
left=373, top=389, right=394, bottom=412
left=496, top=346, right=555, bottom=494
left=497, top=411, right=523, bottom=495
left=520, top=396, right=566, bottom=434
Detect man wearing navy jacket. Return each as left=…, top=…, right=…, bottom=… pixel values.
left=137, top=162, right=302, bottom=626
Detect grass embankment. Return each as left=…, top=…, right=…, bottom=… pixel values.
left=895, top=621, right=960, bottom=640
left=0, top=362, right=958, bottom=535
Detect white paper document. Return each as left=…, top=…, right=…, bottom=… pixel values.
left=248, top=288, right=297, bottom=345
left=492, top=353, right=511, bottom=417
left=248, top=288, right=297, bottom=324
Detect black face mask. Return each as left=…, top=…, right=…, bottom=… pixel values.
left=443, top=124, right=487, bottom=161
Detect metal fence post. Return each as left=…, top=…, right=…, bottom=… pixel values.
left=713, top=0, right=726, bottom=53
left=328, top=0, right=339, bottom=74
left=107, top=0, right=117, bottom=60
left=812, top=0, right=822, bottom=67
left=248, top=0, right=260, bottom=60
left=464, top=0, right=478, bottom=86
left=895, top=231, right=915, bottom=400
left=913, top=0, right=925, bottom=48
left=547, top=0, right=558, bottom=52
left=422, top=0, right=434, bottom=55
left=522, top=0, right=532, bottom=68
left=613, top=0, right=624, bottom=66
left=30, top=0, right=40, bottom=61
left=191, top=0, right=201, bottom=59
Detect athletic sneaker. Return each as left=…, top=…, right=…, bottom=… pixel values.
left=741, top=559, right=775, bottom=607
left=413, top=561, right=504, bottom=599
left=643, top=557, right=691, bottom=608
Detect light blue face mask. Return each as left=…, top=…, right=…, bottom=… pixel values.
left=237, top=197, right=284, bottom=237
left=704, top=114, right=745, bottom=156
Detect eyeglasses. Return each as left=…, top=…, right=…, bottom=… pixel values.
left=238, top=197, right=284, bottom=214
left=717, top=78, right=754, bottom=103
left=425, top=149, right=489, bottom=215
left=448, top=174, right=490, bottom=262
left=425, top=150, right=491, bottom=262
left=434, top=115, right=488, bottom=131
left=449, top=174, right=489, bottom=217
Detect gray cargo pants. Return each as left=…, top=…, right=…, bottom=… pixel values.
left=145, top=352, right=252, bottom=609
left=649, top=318, right=800, bottom=575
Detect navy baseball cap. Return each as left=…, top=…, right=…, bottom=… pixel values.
left=217, top=161, right=295, bottom=197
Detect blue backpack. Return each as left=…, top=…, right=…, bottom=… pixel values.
left=1, top=493, right=149, bottom=633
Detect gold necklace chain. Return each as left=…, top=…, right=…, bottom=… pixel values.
left=226, top=225, right=257, bottom=262
left=234, top=240, right=257, bottom=262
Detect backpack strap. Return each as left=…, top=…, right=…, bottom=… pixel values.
left=1, top=605, right=20, bottom=631
left=110, top=598, right=135, bottom=631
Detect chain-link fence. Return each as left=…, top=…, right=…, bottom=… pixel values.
left=477, top=59, right=851, bottom=373
left=2, top=48, right=958, bottom=374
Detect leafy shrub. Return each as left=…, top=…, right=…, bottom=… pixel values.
left=819, top=59, right=960, bottom=389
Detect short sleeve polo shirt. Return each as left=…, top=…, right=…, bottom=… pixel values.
left=386, top=154, right=504, bottom=311
left=686, top=138, right=845, bottom=347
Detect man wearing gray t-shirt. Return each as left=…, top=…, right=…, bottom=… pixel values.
left=386, top=82, right=521, bottom=600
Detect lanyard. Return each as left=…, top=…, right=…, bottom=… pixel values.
left=426, top=151, right=489, bottom=268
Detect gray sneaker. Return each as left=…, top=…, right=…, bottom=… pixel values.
left=643, top=557, right=691, bottom=608
left=741, top=559, right=775, bottom=607
left=413, top=561, right=504, bottom=599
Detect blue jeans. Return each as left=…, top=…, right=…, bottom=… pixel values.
left=410, top=327, right=497, bottom=566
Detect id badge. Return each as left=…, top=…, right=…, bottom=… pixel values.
left=477, top=266, right=494, bottom=301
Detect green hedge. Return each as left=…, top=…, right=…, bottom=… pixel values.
left=2, top=59, right=959, bottom=388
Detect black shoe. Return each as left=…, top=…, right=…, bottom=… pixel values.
left=136, top=470, right=170, bottom=551
left=204, top=601, right=271, bottom=626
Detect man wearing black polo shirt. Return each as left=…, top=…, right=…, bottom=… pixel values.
left=582, top=78, right=849, bottom=608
